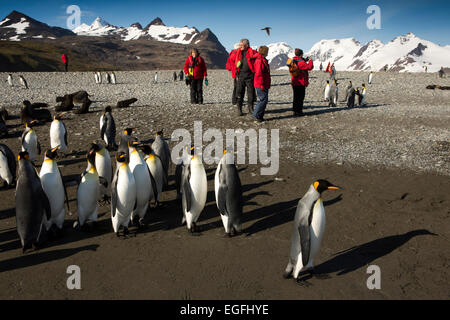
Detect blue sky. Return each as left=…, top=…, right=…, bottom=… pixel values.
left=1, top=0, right=450, bottom=51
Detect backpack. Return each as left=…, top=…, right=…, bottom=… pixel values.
left=287, top=58, right=301, bottom=77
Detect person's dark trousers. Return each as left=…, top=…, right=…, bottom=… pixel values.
left=64, top=63, right=68, bottom=72
left=292, top=85, right=306, bottom=115
left=236, top=76, right=255, bottom=114
left=253, top=88, right=268, bottom=120
left=190, top=78, right=203, bottom=104
left=232, top=78, right=238, bottom=105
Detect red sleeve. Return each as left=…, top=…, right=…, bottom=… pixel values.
left=184, top=57, right=190, bottom=75
left=297, top=59, right=314, bottom=70
left=201, top=58, right=207, bottom=77
left=226, top=51, right=234, bottom=71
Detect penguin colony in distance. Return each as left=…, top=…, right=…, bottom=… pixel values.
left=7, top=74, right=13, bottom=87
left=284, top=180, right=341, bottom=285
left=19, top=75, right=28, bottom=89
left=110, top=72, right=116, bottom=84
left=154, top=72, right=158, bottom=84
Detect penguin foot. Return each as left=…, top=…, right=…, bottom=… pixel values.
left=99, top=195, right=111, bottom=206
left=283, top=271, right=292, bottom=279
left=123, top=227, right=130, bottom=236
left=73, top=220, right=80, bottom=229
left=138, top=218, right=147, bottom=230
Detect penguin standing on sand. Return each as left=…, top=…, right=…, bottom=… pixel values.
left=19, top=75, right=28, bottom=89
left=368, top=72, right=373, bottom=85
left=97, top=72, right=102, bottom=84
left=111, top=72, right=116, bottom=84
left=15, top=151, right=51, bottom=252
left=0, top=144, right=16, bottom=188
left=354, top=88, right=361, bottom=106
left=328, top=80, right=338, bottom=108
left=21, top=121, right=41, bottom=162
left=50, top=113, right=68, bottom=156
left=90, top=142, right=113, bottom=203
left=7, top=74, right=13, bottom=87
left=360, top=84, right=367, bottom=105
left=324, top=80, right=330, bottom=102
left=284, top=179, right=341, bottom=285
left=344, top=81, right=353, bottom=103
left=140, top=145, right=164, bottom=206
left=181, top=153, right=207, bottom=233
left=154, top=72, right=158, bottom=84
left=39, top=147, right=69, bottom=234
left=75, top=146, right=105, bottom=229
left=106, top=72, right=111, bottom=84
left=100, top=106, right=117, bottom=151
left=152, top=130, right=170, bottom=187
left=214, top=150, right=243, bottom=236
left=128, top=140, right=155, bottom=227
left=111, top=152, right=137, bottom=237
left=94, top=72, right=99, bottom=84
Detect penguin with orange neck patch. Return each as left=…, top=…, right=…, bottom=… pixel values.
left=284, top=179, right=341, bottom=286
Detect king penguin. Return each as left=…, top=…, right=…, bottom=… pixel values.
left=175, top=145, right=193, bottom=200
left=368, top=72, right=373, bottom=85
left=328, top=80, right=338, bottom=108
left=75, top=146, right=105, bottom=229
left=128, top=140, right=155, bottom=227
left=7, top=74, right=13, bottom=87
left=0, top=143, right=16, bottom=188
left=111, top=72, right=116, bottom=84
left=152, top=130, right=170, bottom=187
left=39, top=147, right=69, bottom=234
left=94, top=72, right=99, bottom=84
left=360, top=84, right=367, bottom=106
left=344, top=81, right=353, bottom=103
left=181, top=153, right=207, bottom=233
left=154, top=72, right=158, bottom=84
left=284, top=179, right=341, bottom=285
left=214, top=150, right=243, bottom=236
left=50, top=113, right=68, bottom=156
left=324, top=80, right=330, bottom=102
left=90, top=142, right=113, bottom=203
left=21, top=121, right=41, bottom=162
left=100, top=106, right=117, bottom=151
left=96, top=72, right=102, bottom=84
left=111, top=151, right=137, bottom=237
left=15, top=151, right=51, bottom=252
left=140, top=145, right=164, bottom=206
left=117, top=127, right=135, bottom=159
left=19, top=75, right=28, bottom=89
left=106, top=72, right=111, bottom=84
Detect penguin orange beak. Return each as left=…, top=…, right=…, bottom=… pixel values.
left=328, top=186, right=342, bottom=190
left=51, top=147, right=59, bottom=152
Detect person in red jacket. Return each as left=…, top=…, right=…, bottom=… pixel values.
left=226, top=43, right=240, bottom=105
left=291, top=48, right=314, bottom=116
left=234, top=38, right=258, bottom=116
left=61, top=53, right=68, bottom=72
left=184, top=48, right=208, bottom=104
left=252, top=46, right=271, bottom=122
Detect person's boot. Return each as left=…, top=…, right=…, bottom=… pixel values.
left=248, top=104, right=254, bottom=114
left=237, top=105, right=244, bottom=116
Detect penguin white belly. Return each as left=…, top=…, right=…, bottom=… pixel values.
left=96, top=150, right=112, bottom=197
left=50, top=120, right=67, bottom=153
left=324, top=86, right=330, bottom=101
left=130, top=159, right=151, bottom=220
left=113, top=165, right=136, bottom=232
left=77, top=172, right=99, bottom=225
left=0, top=152, right=13, bottom=185
left=185, top=165, right=207, bottom=229
left=308, top=198, right=326, bottom=267
left=146, top=155, right=163, bottom=201
left=22, top=132, right=38, bottom=161
left=40, top=161, right=65, bottom=229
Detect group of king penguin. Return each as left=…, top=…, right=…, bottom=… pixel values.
left=324, top=72, right=371, bottom=108
left=0, top=83, right=348, bottom=286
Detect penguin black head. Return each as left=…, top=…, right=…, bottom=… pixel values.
left=25, top=120, right=37, bottom=128
left=123, top=128, right=134, bottom=136
left=362, top=83, right=366, bottom=88
left=105, top=106, right=112, bottom=113
left=138, top=144, right=152, bottom=155
left=86, top=147, right=96, bottom=166
left=45, top=147, right=59, bottom=160
left=313, top=179, right=341, bottom=194
left=17, top=151, right=30, bottom=161
left=54, top=112, right=64, bottom=120
left=156, top=130, right=163, bottom=136
left=116, top=152, right=128, bottom=163
left=23, top=100, right=31, bottom=107
left=89, top=142, right=102, bottom=153
left=128, top=138, right=140, bottom=149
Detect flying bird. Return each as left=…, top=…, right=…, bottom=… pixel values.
left=261, top=27, right=271, bottom=36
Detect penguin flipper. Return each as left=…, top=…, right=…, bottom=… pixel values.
left=37, top=141, right=41, bottom=155
left=41, top=188, right=52, bottom=221
left=63, top=122, right=68, bottom=147
left=217, top=165, right=228, bottom=216
left=297, top=203, right=312, bottom=267
left=20, top=130, right=27, bottom=148
left=182, top=170, right=192, bottom=212
left=111, top=170, right=119, bottom=218
left=58, top=166, right=70, bottom=212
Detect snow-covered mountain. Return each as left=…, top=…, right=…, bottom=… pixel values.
left=74, top=16, right=204, bottom=45
left=0, top=10, right=74, bottom=41
left=268, top=33, right=450, bottom=72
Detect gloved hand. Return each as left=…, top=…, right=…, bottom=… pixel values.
left=204, top=78, right=208, bottom=86
left=236, top=60, right=242, bottom=69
